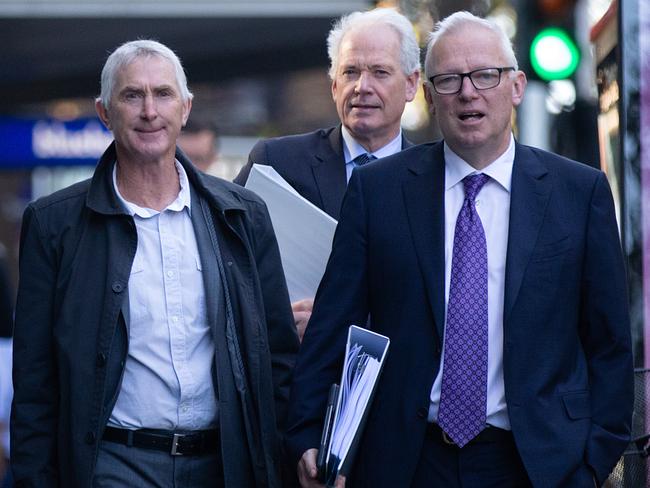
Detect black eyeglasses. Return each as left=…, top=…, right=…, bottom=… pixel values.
left=428, top=67, right=515, bottom=95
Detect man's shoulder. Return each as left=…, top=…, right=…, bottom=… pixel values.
left=249, top=127, right=339, bottom=166
left=29, top=178, right=91, bottom=213
left=256, top=127, right=336, bottom=150
left=516, top=143, right=603, bottom=179
left=197, top=172, right=268, bottom=210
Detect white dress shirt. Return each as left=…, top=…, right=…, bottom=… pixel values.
left=108, top=161, right=218, bottom=430
left=429, top=135, right=515, bottom=430
left=341, top=125, right=403, bottom=182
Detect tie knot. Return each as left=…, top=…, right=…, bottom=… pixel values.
left=463, top=173, right=489, bottom=201
left=353, top=153, right=377, bottom=166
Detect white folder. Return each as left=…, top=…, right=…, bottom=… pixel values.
left=244, top=164, right=338, bottom=302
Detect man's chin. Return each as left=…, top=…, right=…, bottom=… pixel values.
left=119, top=142, right=175, bottom=164
left=346, top=120, right=380, bottom=138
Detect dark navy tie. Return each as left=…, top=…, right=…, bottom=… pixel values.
left=352, top=153, right=377, bottom=166
left=438, top=173, right=490, bottom=447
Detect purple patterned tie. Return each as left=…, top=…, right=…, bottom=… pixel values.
left=438, top=173, right=489, bottom=447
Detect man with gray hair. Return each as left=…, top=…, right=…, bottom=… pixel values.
left=287, top=10, right=632, bottom=487
left=11, top=39, right=298, bottom=487
left=234, top=7, right=420, bottom=340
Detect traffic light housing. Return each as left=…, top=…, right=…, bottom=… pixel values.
left=520, top=0, right=580, bottom=81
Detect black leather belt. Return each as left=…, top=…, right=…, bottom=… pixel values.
left=102, top=426, right=220, bottom=456
left=426, top=422, right=513, bottom=447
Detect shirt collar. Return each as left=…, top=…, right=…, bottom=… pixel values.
left=444, top=134, right=515, bottom=193
left=341, top=125, right=403, bottom=164
left=112, top=160, right=192, bottom=218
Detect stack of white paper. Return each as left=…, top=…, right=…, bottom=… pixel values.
left=329, top=344, right=381, bottom=462
left=323, top=326, right=390, bottom=485
left=244, top=164, right=338, bottom=302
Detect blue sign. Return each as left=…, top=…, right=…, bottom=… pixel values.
left=0, top=117, right=113, bottom=168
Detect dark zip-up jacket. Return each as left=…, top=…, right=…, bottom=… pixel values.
left=11, top=142, right=299, bottom=487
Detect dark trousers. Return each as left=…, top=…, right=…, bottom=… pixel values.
left=411, top=424, right=532, bottom=488
left=93, top=439, right=224, bottom=488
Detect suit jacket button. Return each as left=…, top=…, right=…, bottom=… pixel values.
left=417, top=407, right=428, bottom=419
left=112, top=282, right=124, bottom=293
left=85, top=432, right=96, bottom=444
left=96, top=352, right=107, bottom=367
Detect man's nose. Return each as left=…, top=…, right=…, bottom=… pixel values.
left=140, top=94, right=157, bottom=119
left=458, top=75, right=478, bottom=98
left=354, top=71, right=373, bottom=93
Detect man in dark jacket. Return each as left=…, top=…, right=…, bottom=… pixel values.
left=11, top=39, right=299, bottom=488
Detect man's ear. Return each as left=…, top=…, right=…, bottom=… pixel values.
left=511, top=71, right=527, bottom=107
left=423, top=83, right=436, bottom=115
left=95, top=98, right=111, bottom=130
left=331, top=78, right=338, bottom=104
left=181, top=98, right=192, bottom=127
left=405, top=71, right=420, bottom=102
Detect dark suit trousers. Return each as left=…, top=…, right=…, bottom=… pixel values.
left=411, top=424, right=532, bottom=488
left=93, top=439, right=224, bottom=488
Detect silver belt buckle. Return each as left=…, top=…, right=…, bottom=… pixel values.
left=441, top=431, right=456, bottom=446
left=170, top=433, right=185, bottom=456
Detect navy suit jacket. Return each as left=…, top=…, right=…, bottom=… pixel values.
left=286, top=141, right=633, bottom=487
left=234, top=126, right=412, bottom=220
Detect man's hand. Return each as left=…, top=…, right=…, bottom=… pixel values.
left=292, top=298, right=314, bottom=342
left=297, top=448, right=346, bottom=488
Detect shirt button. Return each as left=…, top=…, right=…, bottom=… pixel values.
left=172, top=316, right=179, bottom=323
left=167, top=271, right=174, bottom=278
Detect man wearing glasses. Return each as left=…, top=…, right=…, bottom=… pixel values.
left=286, top=11, right=632, bottom=488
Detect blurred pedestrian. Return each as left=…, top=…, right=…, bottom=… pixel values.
left=178, top=116, right=219, bottom=174
left=0, top=244, right=13, bottom=488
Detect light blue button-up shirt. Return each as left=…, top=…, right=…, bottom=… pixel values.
left=108, top=161, right=218, bottom=430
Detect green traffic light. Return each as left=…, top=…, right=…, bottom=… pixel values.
left=530, top=27, right=580, bottom=81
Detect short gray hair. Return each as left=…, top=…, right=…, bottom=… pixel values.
left=424, top=11, right=518, bottom=80
left=327, top=8, right=421, bottom=80
left=97, top=39, right=193, bottom=108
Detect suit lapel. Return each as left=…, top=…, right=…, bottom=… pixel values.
left=403, top=142, right=446, bottom=340
left=504, top=144, right=551, bottom=323
left=311, top=126, right=347, bottom=220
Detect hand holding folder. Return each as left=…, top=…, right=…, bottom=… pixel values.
left=315, top=326, right=390, bottom=487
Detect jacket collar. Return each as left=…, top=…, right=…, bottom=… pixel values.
left=86, top=142, right=246, bottom=215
